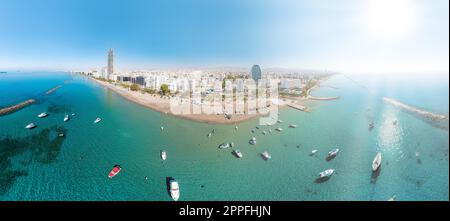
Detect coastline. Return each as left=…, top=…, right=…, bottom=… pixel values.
left=90, top=78, right=265, bottom=124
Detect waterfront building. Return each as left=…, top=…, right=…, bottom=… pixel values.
left=107, top=49, right=114, bottom=78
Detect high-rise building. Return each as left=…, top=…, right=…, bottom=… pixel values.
left=251, top=65, right=262, bottom=83
left=107, top=49, right=114, bottom=78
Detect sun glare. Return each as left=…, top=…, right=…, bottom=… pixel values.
left=363, top=0, right=415, bottom=38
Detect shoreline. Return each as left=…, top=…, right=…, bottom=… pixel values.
left=306, top=83, right=340, bottom=100
left=91, top=78, right=265, bottom=124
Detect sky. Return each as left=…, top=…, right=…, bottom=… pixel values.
left=0, top=0, right=448, bottom=73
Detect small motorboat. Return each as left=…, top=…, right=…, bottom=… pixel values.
left=94, top=117, right=102, bottom=124
left=108, top=165, right=121, bottom=178
left=261, top=151, right=271, bottom=160
left=319, top=169, right=334, bottom=178
left=277, top=120, right=283, bottom=123
left=310, top=149, right=318, bottom=156
left=233, top=149, right=243, bottom=158
left=327, top=148, right=340, bottom=157
left=38, top=112, right=48, bottom=118
left=207, top=132, right=212, bottom=138
left=160, top=126, right=164, bottom=131
left=262, top=131, right=267, bottom=135
left=25, top=123, right=36, bottom=129
left=275, top=127, right=283, bottom=132
left=71, top=113, right=76, bottom=116
left=218, top=143, right=231, bottom=149
left=161, top=150, right=167, bottom=160
left=63, top=114, right=70, bottom=122
left=372, top=152, right=382, bottom=171
left=249, top=137, right=257, bottom=145
left=235, top=126, right=238, bottom=131
left=58, top=133, right=65, bottom=137
left=169, top=178, right=180, bottom=201
left=387, top=195, right=396, bottom=201
left=289, top=124, right=297, bottom=128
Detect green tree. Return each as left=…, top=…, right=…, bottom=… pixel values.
left=160, top=84, right=170, bottom=95
left=130, top=84, right=140, bottom=91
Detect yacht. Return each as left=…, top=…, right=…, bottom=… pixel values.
left=25, top=123, right=36, bottom=129
left=63, top=114, right=70, bottom=122
left=288, top=124, right=297, bottom=128
left=38, top=112, right=48, bottom=118
left=327, top=148, right=340, bottom=157
left=94, top=117, right=102, bottom=124
left=218, top=143, right=231, bottom=149
left=275, top=127, right=283, bottom=132
left=319, top=169, right=334, bottom=178
left=233, top=149, right=243, bottom=158
left=161, top=150, right=167, bottom=160
left=249, top=137, right=257, bottom=145
left=169, top=178, right=180, bottom=201
left=372, top=152, right=382, bottom=171
left=108, top=165, right=121, bottom=178
left=261, top=151, right=271, bottom=160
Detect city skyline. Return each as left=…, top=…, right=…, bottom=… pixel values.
left=0, top=0, right=448, bottom=73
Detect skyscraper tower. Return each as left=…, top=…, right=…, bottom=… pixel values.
left=251, top=64, right=262, bottom=83
left=107, top=49, right=114, bottom=78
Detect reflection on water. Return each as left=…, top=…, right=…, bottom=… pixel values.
left=0, top=126, right=67, bottom=195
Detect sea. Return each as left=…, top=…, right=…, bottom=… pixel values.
left=0, top=71, right=448, bottom=200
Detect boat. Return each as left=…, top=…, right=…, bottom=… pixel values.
left=288, top=124, right=297, bottom=128
left=108, top=165, right=121, bottom=178
left=235, top=126, right=238, bottom=131
left=368, top=122, right=374, bottom=131
left=212, top=129, right=216, bottom=134
left=230, top=142, right=234, bottom=147
left=58, top=133, right=65, bottom=137
left=233, top=149, right=243, bottom=158
left=275, top=127, right=283, bottom=132
left=94, top=117, right=102, bottom=124
left=38, top=112, right=48, bottom=118
left=160, top=126, right=164, bottom=131
left=25, top=123, right=36, bottom=129
left=218, top=143, right=231, bottom=149
left=71, top=113, right=76, bottom=116
left=63, top=114, right=70, bottom=122
left=262, top=131, right=267, bottom=135
left=387, top=195, right=396, bottom=201
left=261, top=151, right=271, bottom=160
left=249, top=137, right=257, bottom=145
left=255, top=126, right=260, bottom=129
left=415, top=151, right=420, bottom=158
left=169, top=178, right=180, bottom=201
left=277, top=120, right=283, bottom=123
left=327, top=148, right=340, bottom=157
left=310, top=150, right=318, bottom=155
left=319, top=169, right=334, bottom=178
left=372, top=152, right=382, bottom=171
left=161, top=150, right=167, bottom=160
left=207, top=132, right=212, bottom=138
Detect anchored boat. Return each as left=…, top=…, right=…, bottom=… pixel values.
left=108, top=165, right=121, bottom=178
left=372, top=152, right=382, bottom=171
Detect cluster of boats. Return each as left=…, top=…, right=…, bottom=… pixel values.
left=26, top=112, right=102, bottom=130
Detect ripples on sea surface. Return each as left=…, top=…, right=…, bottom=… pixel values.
left=0, top=72, right=448, bottom=200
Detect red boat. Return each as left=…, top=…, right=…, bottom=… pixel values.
left=108, top=165, right=121, bottom=178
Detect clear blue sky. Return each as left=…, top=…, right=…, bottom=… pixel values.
left=0, top=0, right=448, bottom=72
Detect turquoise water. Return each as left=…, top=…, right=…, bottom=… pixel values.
left=0, top=72, right=448, bottom=201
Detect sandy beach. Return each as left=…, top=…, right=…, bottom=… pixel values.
left=91, top=78, right=266, bottom=124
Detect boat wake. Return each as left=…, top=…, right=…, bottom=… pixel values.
left=383, top=97, right=449, bottom=131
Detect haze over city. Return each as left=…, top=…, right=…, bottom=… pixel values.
left=0, top=0, right=448, bottom=73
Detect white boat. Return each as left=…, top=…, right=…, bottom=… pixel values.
left=161, top=150, right=167, bottom=160
left=372, top=152, right=382, bottom=171
left=71, top=113, right=76, bottom=116
left=233, top=149, right=243, bottom=158
left=288, top=124, right=297, bottom=128
left=94, top=117, right=102, bottom=124
left=310, top=149, right=318, bottom=155
left=169, top=178, right=180, bottom=201
left=275, top=127, right=283, bottom=132
left=38, top=112, right=48, bottom=118
left=277, top=120, right=283, bottom=123
left=218, top=143, right=231, bottom=149
left=415, top=151, right=420, bottom=158
left=261, top=151, right=271, bottom=160
left=387, top=195, right=396, bottom=201
left=58, top=133, right=65, bottom=137
left=262, top=131, right=267, bottom=135
left=207, top=132, right=212, bottom=138
left=249, top=137, right=257, bottom=145
left=327, top=148, right=340, bottom=157
left=319, top=169, right=334, bottom=178
left=25, top=123, right=36, bottom=129
left=63, top=114, right=70, bottom=122
left=235, top=126, right=238, bottom=131
left=160, top=126, right=164, bottom=131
